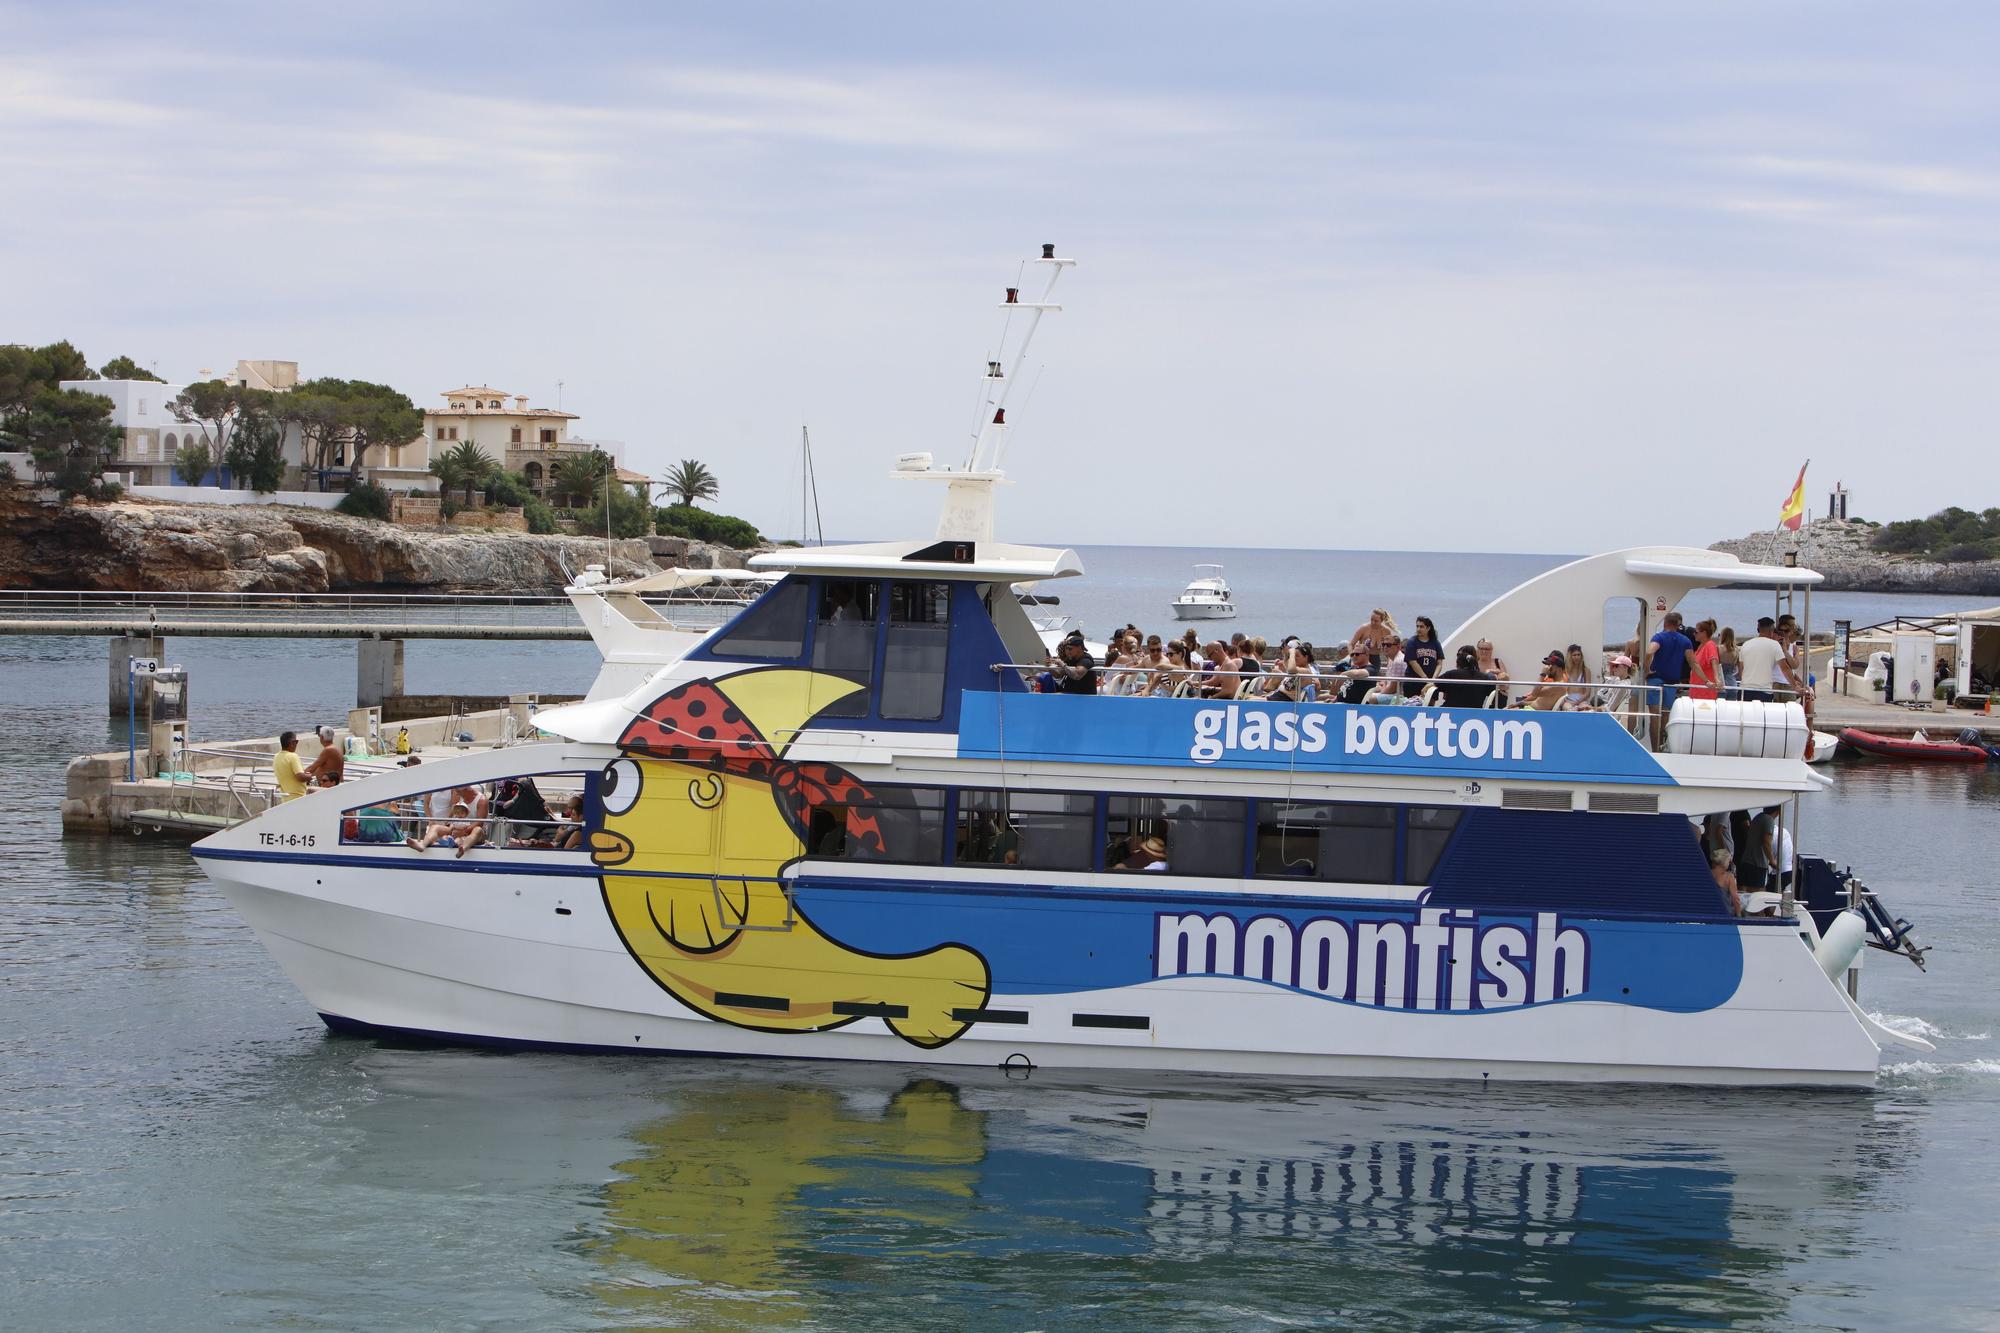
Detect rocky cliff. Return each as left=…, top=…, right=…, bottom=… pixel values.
left=1710, top=518, right=2000, bottom=595
left=0, top=493, right=746, bottom=594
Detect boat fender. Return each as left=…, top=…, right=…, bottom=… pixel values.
left=1814, top=909, right=1868, bottom=982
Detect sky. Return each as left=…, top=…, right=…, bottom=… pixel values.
left=4, top=1, right=1998, bottom=553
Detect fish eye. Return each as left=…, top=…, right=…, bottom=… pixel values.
left=600, top=758, right=643, bottom=816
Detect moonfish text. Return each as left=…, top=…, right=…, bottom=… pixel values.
left=1188, top=705, right=1543, bottom=766
left=1154, top=908, right=1589, bottom=1010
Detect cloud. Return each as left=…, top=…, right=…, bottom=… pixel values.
left=4, top=5, right=1998, bottom=552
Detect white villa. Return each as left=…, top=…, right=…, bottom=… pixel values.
left=57, top=377, right=214, bottom=486
left=370, top=385, right=630, bottom=499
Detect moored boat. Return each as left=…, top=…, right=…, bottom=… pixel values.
left=1838, top=727, right=1997, bottom=762
left=193, top=246, right=1936, bottom=1088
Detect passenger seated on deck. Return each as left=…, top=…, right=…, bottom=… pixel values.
left=1148, top=641, right=1193, bottom=695
left=1474, top=639, right=1511, bottom=705
left=1117, top=834, right=1168, bottom=872
left=498, top=776, right=554, bottom=846
left=1267, top=643, right=1319, bottom=703
left=551, top=795, right=586, bottom=850
left=1515, top=661, right=1570, bottom=711
left=406, top=784, right=487, bottom=857
left=1562, top=644, right=1594, bottom=708
left=1435, top=645, right=1496, bottom=709
left=1199, top=641, right=1242, bottom=699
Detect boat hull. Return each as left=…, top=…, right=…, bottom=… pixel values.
left=1172, top=603, right=1235, bottom=621
left=199, top=852, right=1883, bottom=1088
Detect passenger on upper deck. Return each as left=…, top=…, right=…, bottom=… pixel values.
left=1048, top=632, right=1099, bottom=695
left=1646, top=612, right=1693, bottom=743
left=1737, top=618, right=1789, bottom=703
left=1515, top=659, right=1570, bottom=711
left=1435, top=645, right=1496, bottom=709
left=1403, top=617, right=1444, bottom=695
left=1561, top=644, right=1593, bottom=708
left=1348, top=609, right=1397, bottom=671
left=1267, top=643, right=1319, bottom=703
left=1474, top=638, right=1510, bottom=705
left=1199, top=641, right=1242, bottom=699
left=1687, top=619, right=1723, bottom=701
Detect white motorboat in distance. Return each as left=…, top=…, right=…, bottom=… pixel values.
left=1171, top=565, right=1235, bottom=621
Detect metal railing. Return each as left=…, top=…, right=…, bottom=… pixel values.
left=996, top=662, right=1739, bottom=750
left=0, top=587, right=755, bottom=631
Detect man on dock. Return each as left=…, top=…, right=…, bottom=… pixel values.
left=273, top=731, right=309, bottom=802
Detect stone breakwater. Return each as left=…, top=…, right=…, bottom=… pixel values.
left=0, top=493, right=752, bottom=594
left=1710, top=518, right=2000, bottom=595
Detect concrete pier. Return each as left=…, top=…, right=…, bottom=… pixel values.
left=356, top=638, right=406, bottom=709
left=108, top=633, right=165, bottom=715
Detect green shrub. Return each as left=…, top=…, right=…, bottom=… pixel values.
left=336, top=482, right=392, bottom=521
left=523, top=498, right=557, bottom=534
left=0, top=461, right=15, bottom=486
left=486, top=469, right=533, bottom=508
left=581, top=485, right=653, bottom=539
left=655, top=503, right=762, bottom=549
left=92, top=479, right=124, bottom=500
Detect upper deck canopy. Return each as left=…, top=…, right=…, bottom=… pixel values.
left=750, top=539, right=1084, bottom=582
left=1443, top=545, right=1824, bottom=680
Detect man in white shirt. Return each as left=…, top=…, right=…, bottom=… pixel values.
left=1736, top=618, right=1788, bottom=702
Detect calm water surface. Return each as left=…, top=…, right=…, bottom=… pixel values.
left=4, top=549, right=1997, bottom=1330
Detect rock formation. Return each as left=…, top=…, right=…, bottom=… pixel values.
left=1710, top=518, right=2000, bottom=595
left=0, top=493, right=754, bottom=593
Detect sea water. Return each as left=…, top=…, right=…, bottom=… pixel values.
left=3, top=548, right=1997, bottom=1330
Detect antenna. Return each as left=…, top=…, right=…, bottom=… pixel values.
left=964, top=242, right=1072, bottom=476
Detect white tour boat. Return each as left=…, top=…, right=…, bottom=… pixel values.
left=1171, top=565, right=1235, bottom=621
left=195, top=247, right=1933, bottom=1087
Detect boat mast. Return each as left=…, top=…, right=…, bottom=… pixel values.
left=895, top=243, right=1075, bottom=543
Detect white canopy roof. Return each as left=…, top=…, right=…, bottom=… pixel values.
left=1623, top=551, right=1824, bottom=587
left=592, top=566, right=778, bottom=596
left=750, top=539, right=1084, bottom=581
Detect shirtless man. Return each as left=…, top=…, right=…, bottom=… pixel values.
left=302, top=726, right=345, bottom=787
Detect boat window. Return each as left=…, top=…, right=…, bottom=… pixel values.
left=339, top=773, right=588, bottom=851
left=803, top=786, right=946, bottom=865
left=954, top=788, right=1094, bottom=872
left=1404, top=806, right=1462, bottom=883
left=710, top=579, right=809, bottom=660
left=1254, top=801, right=1396, bottom=883
left=811, top=579, right=879, bottom=718
left=1105, top=795, right=1246, bottom=876
left=879, top=581, right=951, bottom=721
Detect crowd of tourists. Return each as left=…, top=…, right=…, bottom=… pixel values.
left=1038, top=608, right=1815, bottom=733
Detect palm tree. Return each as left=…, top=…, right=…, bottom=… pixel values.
left=549, top=448, right=612, bottom=507
left=662, top=458, right=720, bottom=508
left=430, top=440, right=495, bottom=506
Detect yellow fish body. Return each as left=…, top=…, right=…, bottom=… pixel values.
left=594, top=669, right=990, bottom=1049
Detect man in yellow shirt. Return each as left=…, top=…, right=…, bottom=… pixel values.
left=273, top=730, right=310, bottom=801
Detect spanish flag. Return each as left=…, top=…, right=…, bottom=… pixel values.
left=1779, top=460, right=1809, bottom=532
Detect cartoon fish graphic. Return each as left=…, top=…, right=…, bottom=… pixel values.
left=592, top=668, right=990, bottom=1048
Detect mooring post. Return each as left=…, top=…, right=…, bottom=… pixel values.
left=356, top=638, right=406, bottom=709
left=109, top=633, right=165, bottom=716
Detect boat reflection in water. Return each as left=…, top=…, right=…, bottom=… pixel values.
left=587, top=1066, right=1904, bottom=1329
